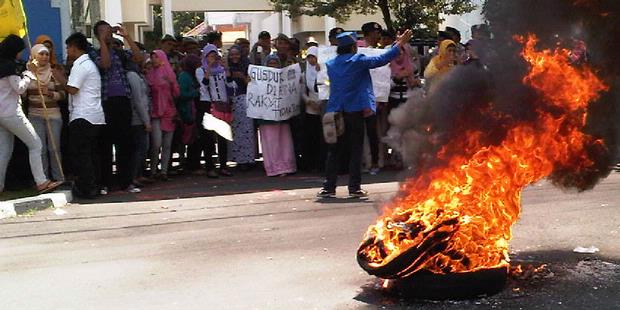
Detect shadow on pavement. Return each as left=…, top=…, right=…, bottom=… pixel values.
left=352, top=250, right=620, bottom=309
left=76, top=169, right=407, bottom=205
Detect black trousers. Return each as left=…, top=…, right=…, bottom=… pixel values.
left=69, top=119, right=103, bottom=197
left=187, top=101, right=217, bottom=170
left=99, top=96, right=133, bottom=189
left=365, top=114, right=379, bottom=167
left=323, top=112, right=365, bottom=192
left=303, top=113, right=326, bottom=171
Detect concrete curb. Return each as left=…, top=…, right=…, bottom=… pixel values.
left=0, top=190, right=73, bottom=219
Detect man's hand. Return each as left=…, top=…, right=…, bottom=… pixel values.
left=145, top=123, right=152, bottom=133
left=116, top=25, right=130, bottom=39
left=396, top=29, right=413, bottom=48
left=52, top=66, right=67, bottom=85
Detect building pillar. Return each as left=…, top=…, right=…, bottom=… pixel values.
left=324, top=16, right=336, bottom=44
left=59, top=0, right=71, bottom=61
left=162, top=0, right=174, bottom=35
left=281, top=11, right=292, bottom=37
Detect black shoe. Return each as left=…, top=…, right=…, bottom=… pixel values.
left=316, top=189, right=336, bottom=198
left=348, top=189, right=369, bottom=198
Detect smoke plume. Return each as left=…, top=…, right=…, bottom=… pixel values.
left=388, top=0, right=620, bottom=191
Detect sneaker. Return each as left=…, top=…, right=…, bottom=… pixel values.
left=349, top=189, right=369, bottom=198
left=316, top=189, right=336, bottom=198
left=369, top=167, right=380, bottom=175
left=126, top=185, right=142, bottom=193
left=100, top=187, right=109, bottom=196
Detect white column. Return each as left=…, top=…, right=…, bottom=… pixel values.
left=104, top=0, right=123, bottom=25
left=162, top=0, right=174, bottom=35
left=59, top=0, right=72, bottom=62
left=281, top=11, right=292, bottom=36
left=324, top=16, right=336, bottom=44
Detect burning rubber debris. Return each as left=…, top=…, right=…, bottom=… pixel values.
left=357, top=0, right=620, bottom=300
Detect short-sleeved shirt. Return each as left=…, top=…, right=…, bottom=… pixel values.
left=88, top=47, right=132, bottom=100
left=68, top=53, right=106, bottom=125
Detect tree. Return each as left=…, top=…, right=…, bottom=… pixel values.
left=144, top=6, right=206, bottom=50
left=269, top=0, right=477, bottom=37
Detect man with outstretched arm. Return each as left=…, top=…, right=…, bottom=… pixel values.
left=318, top=30, right=413, bottom=199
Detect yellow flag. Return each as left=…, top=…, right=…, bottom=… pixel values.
left=0, top=0, right=27, bottom=41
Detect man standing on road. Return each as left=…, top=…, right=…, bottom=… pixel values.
left=90, top=21, right=144, bottom=194
left=317, top=30, right=413, bottom=199
left=63, top=33, right=106, bottom=199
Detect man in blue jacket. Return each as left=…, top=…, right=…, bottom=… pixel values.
left=318, top=29, right=413, bottom=198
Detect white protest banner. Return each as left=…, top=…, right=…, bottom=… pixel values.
left=246, top=63, right=302, bottom=121
left=317, top=46, right=392, bottom=102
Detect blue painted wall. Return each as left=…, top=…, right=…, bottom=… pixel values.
left=22, top=0, right=64, bottom=62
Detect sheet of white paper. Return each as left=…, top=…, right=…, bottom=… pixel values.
left=202, top=113, right=233, bottom=141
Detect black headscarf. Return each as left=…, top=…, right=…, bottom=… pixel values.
left=0, top=35, right=25, bottom=78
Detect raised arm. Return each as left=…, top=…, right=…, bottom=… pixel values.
left=359, top=29, right=413, bottom=69
left=117, top=26, right=144, bottom=64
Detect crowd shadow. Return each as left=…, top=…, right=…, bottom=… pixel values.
left=352, top=250, right=620, bottom=309
left=73, top=168, right=407, bottom=205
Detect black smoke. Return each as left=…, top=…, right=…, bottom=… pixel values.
left=387, top=0, right=620, bottom=191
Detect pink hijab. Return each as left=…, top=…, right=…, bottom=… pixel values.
left=146, top=49, right=180, bottom=118
left=391, top=44, right=414, bottom=79
left=147, top=50, right=177, bottom=85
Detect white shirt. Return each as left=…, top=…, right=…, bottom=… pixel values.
left=67, top=53, right=105, bottom=125
left=0, top=75, right=31, bottom=117
left=195, top=67, right=229, bottom=102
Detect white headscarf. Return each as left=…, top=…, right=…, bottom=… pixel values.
left=29, top=44, right=52, bottom=83
left=305, top=46, right=319, bottom=91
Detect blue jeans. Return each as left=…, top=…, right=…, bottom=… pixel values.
left=29, top=114, right=64, bottom=181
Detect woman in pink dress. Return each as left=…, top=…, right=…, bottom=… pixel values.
left=146, top=50, right=179, bottom=180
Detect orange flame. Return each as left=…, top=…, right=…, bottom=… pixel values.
left=358, top=34, right=608, bottom=277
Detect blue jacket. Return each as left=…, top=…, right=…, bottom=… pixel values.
left=326, top=45, right=400, bottom=113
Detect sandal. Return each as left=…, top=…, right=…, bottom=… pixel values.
left=36, top=180, right=63, bottom=194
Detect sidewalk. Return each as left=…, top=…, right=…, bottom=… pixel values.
left=0, top=189, right=72, bottom=219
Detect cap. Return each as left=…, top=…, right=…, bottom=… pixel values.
left=306, top=46, right=318, bottom=57
left=361, top=22, right=382, bottom=34
left=328, top=27, right=345, bottom=39
left=336, top=32, right=357, bottom=47
left=445, top=26, right=461, bottom=38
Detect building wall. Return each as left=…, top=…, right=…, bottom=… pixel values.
left=23, top=0, right=65, bottom=61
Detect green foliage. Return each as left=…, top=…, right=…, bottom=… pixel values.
left=143, top=5, right=205, bottom=50
left=269, top=0, right=477, bottom=38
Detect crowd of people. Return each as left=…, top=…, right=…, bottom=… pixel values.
left=0, top=19, right=491, bottom=199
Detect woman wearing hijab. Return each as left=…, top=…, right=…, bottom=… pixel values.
left=424, top=39, right=458, bottom=94
left=254, top=54, right=297, bottom=177
left=23, top=44, right=66, bottom=182
left=195, top=44, right=234, bottom=176
left=34, top=35, right=59, bottom=67
left=0, top=35, right=62, bottom=193
left=228, top=45, right=256, bottom=171
left=301, top=46, right=325, bottom=172
left=146, top=49, right=180, bottom=181
left=176, top=54, right=201, bottom=166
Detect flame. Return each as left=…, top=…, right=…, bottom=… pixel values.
left=358, top=34, right=608, bottom=277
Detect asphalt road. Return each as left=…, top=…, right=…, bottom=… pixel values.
left=1, top=173, right=619, bottom=309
